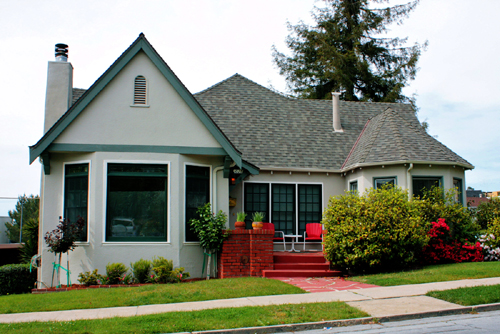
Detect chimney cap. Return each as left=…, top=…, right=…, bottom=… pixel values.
left=55, top=43, right=68, bottom=62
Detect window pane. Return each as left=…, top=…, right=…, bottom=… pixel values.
left=272, top=184, right=295, bottom=235
left=374, top=178, right=396, bottom=189
left=298, top=185, right=322, bottom=238
left=185, top=165, right=210, bottom=242
left=244, top=183, right=269, bottom=229
left=453, top=178, right=463, bottom=204
left=64, top=164, right=88, bottom=242
left=413, top=177, right=441, bottom=198
left=106, top=164, right=168, bottom=242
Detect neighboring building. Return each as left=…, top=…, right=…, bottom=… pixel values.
left=30, top=34, right=473, bottom=285
left=466, top=188, right=484, bottom=198
left=0, top=216, right=11, bottom=244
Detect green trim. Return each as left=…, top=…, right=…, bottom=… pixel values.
left=223, top=156, right=231, bottom=178
left=41, top=153, right=50, bottom=175
left=46, top=143, right=227, bottom=156
left=30, top=34, right=242, bottom=168
left=242, top=161, right=259, bottom=175
left=453, top=177, right=464, bottom=205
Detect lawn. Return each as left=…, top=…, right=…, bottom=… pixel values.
left=348, top=262, right=500, bottom=286
left=427, top=284, right=500, bottom=306
left=0, top=302, right=368, bottom=334
left=0, top=277, right=303, bottom=314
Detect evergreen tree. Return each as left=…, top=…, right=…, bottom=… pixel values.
left=272, top=0, right=426, bottom=102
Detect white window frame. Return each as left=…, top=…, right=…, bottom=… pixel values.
left=102, top=159, right=171, bottom=245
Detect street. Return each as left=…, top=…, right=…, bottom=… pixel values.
left=287, top=310, right=500, bottom=333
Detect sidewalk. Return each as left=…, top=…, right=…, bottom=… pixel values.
left=1, top=277, right=500, bottom=325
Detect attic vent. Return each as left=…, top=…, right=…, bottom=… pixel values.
left=134, top=75, right=147, bottom=105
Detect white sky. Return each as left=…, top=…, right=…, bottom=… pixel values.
left=1, top=0, right=499, bottom=215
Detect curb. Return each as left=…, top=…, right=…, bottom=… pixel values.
left=183, top=303, right=500, bottom=334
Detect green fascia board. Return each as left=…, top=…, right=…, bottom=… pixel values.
left=242, top=160, right=259, bottom=175
left=47, top=143, right=227, bottom=156
left=29, top=34, right=242, bottom=169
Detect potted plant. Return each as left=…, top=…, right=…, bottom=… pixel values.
left=235, top=212, right=247, bottom=230
left=252, top=212, right=264, bottom=230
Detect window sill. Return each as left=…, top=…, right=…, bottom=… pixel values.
left=130, top=104, right=150, bottom=108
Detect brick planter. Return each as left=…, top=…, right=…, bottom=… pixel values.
left=218, top=229, right=274, bottom=278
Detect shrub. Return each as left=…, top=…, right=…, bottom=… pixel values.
left=149, top=256, right=190, bottom=283
left=416, top=187, right=479, bottom=243
left=476, top=198, right=500, bottom=230
left=106, top=262, right=128, bottom=284
left=422, top=218, right=483, bottom=264
left=189, top=203, right=230, bottom=254
left=479, top=217, right=500, bottom=261
left=78, top=269, right=105, bottom=286
left=323, top=186, right=429, bottom=274
left=0, top=263, right=37, bottom=295
left=130, top=259, right=152, bottom=283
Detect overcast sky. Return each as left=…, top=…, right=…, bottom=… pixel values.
left=0, top=0, right=499, bottom=216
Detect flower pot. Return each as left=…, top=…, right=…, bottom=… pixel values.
left=252, top=221, right=263, bottom=230
left=235, top=221, right=246, bottom=230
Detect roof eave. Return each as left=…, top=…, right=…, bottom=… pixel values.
left=341, top=160, right=474, bottom=173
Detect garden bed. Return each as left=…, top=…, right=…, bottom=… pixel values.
left=32, top=278, right=206, bottom=294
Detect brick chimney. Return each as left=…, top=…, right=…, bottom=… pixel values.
left=44, top=43, right=73, bottom=133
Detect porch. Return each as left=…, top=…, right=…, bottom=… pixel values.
left=217, top=229, right=341, bottom=279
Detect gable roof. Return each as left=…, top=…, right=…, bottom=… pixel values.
left=30, top=34, right=243, bottom=169
left=194, top=74, right=472, bottom=171
left=342, top=108, right=473, bottom=170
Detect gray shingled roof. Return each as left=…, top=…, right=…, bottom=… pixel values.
left=342, top=108, right=472, bottom=170
left=68, top=74, right=473, bottom=171
left=194, top=74, right=471, bottom=170
left=72, top=88, right=86, bottom=105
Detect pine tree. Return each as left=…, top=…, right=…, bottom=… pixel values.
left=272, top=0, right=426, bottom=102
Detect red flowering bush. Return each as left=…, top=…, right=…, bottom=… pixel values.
left=422, top=218, right=483, bottom=264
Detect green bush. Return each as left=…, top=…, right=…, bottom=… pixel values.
left=485, top=217, right=500, bottom=249
left=323, top=186, right=429, bottom=274
left=149, top=256, right=190, bottom=283
left=416, top=187, right=479, bottom=243
left=77, top=269, right=105, bottom=286
left=0, top=263, right=37, bottom=295
left=130, top=259, right=152, bottom=284
left=105, top=262, right=128, bottom=284
left=476, top=198, right=500, bottom=230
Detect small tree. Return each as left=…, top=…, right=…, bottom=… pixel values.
left=5, top=195, right=39, bottom=243
left=189, top=203, right=230, bottom=279
left=44, top=217, right=85, bottom=287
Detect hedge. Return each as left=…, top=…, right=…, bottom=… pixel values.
left=0, top=263, right=37, bottom=295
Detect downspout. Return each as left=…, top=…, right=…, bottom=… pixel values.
left=212, top=165, right=224, bottom=214
left=407, top=163, right=414, bottom=199
left=211, top=165, right=224, bottom=280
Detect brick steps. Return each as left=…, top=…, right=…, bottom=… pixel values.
left=263, top=269, right=342, bottom=278
left=274, top=263, right=330, bottom=270
left=262, top=252, right=342, bottom=278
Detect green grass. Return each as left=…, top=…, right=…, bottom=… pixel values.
left=0, top=302, right=368, bottom=334
left=349, top=262, right=500, bottom=286
left=427, top=284, right=500, bottom=306
left=0, top=277, right=303, bottom=314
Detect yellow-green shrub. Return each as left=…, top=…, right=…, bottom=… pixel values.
left=322, top=186, right=429, bottom=274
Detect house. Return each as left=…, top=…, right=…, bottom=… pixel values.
left=30, top=34, right=473, bottom=285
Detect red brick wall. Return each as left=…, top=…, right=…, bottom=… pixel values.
left=218, top=229, right=274, bottom=278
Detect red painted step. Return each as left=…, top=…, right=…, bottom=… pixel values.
left=274, top=263, right=330, bottom=270
left=263, top=252, right=342, bottom=278
left=273, top=253, right=327, bottom=264
left=263, top=269, right=342, bottom=278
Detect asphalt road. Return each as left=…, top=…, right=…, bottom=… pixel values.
left=286, top=310, right=500, bottom=333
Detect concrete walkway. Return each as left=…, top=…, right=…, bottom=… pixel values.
left=1, top=277, right=500, bottom=324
